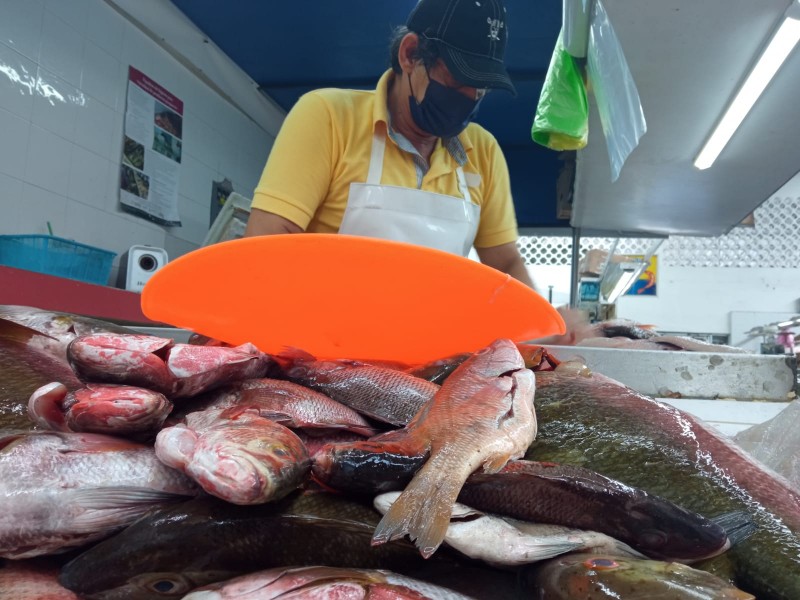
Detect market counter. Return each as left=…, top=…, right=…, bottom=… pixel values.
left=0, top=265, right=160, bottom=324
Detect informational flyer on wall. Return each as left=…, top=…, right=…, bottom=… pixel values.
left=119, top=66, right=183, bottom=226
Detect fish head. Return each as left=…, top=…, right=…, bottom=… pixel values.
left=57, top=496, right=258, bottom=599
left=622, top=495, right=731, bottom=562
left=527, top=553, right=755, bottom=600
left=449, top=339, right=524, bottom=386
left=65, top=385, right=172, bottom=433
left=61, top=571, right=207, bottom=600
left=187, top=421, right=311, bottom=505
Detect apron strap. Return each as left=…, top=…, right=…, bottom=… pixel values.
left=366, top=128, right=386, bottom=185
left=455, top=166, right=472, bottom=204
left=368, top=125, right=472, bottom=204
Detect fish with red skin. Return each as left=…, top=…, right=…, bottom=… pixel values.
left=155, top=408, right=310, bottom=505
left=179, top=378, right=378, bottom=437
left=182, top=565, right=476, bottom=599
left=67, top=333, right=272, bottom=398
left=0, top=559, right=79, bottom=600
left=28, top=382, right=172, bottom=435
left=371, top=338, right=536, bottom=558
left=276, top=348, right=440, bottom=426
left=407, top=343, right=558, bottom=385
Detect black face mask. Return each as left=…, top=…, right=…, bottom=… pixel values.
left=408, top=74, right=482, bottom=138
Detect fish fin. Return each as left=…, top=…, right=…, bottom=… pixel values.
left=372, top=454, right=463, bottom=558
left=711, top=511, right=758, bottom=547
left=0, top=432, right=29, bottom=451
left=272, top=346, right=317, bottom=370
left=70, top=486, right=189, bottom=509
left=66, top=487, right=187, bottom=532
left=248, top=409, right=294, bottom=425
left=482, top=453, right=515, bottom=473
left=348, top=425, right=379, bottom=438
left=0, top=317, right=58, bottom=343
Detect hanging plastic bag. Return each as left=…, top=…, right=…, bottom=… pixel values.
left=586, top=0, right=647, bottom=181
left=532, top=31, right=589, bottom=151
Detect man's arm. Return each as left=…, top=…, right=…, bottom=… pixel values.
left=476, top=242, right=536, bottom=289
left=244, top=208, right=304, bottom=236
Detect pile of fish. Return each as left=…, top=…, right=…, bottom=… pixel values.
left=535, top=315, right=748, bottom=353
left=1, top=305, right=798, bottom=599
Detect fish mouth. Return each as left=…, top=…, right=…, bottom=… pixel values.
left=189, top=452, right=271, bottom=504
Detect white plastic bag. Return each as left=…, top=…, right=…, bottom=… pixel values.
left=734, top=400, right=800, bottom=490
left=586, top=0, right=647, bottom=182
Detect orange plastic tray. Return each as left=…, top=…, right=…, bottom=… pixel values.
left=141, top=235, right=565, bottom=364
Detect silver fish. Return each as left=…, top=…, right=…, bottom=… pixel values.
left=0, top=431, right=197, bottom=558
left=374, top=492, right=643, bottom=567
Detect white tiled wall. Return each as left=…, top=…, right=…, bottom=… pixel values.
left=0, top=0, right=276, bottom=284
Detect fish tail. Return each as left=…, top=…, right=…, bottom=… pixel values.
left=711, top=511, right=758, bottom=547
left=372, top=455, right=463, bottom=558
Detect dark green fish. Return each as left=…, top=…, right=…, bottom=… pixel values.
left=58, top=491, right=483, bottom=600
left=315, top=442, right=745, bottom=563
left=524, top=553, right=754, bottom=599
left=457, top=460, right=743, bottom=562
left=525, top=364, right=800, bottom=600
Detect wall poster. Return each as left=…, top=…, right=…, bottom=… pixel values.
left=625, top=254, right=657, bottom=296
left=119, top=66, right=183, bottom=226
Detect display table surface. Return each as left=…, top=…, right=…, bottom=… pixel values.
left=0, top=265, right=162, bottom=324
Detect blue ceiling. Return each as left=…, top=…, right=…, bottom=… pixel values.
left=170, top=0, right=567, bottom=228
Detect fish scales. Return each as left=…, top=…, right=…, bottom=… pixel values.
left=526, top=367, right=800, bottom=600
left=182, top=378, right=377, bottom=437
left=284, top=357, right=439, bottom=426
left=372, top=339, right=537, bottom=557
left=0, top=559, right=79, bottom=600
left=458, top=460, right=733, bottom=562
left=57, top=492, right=484, bottom=600
left=0, top=431, right=197, bottom=558
left=0, top=319, right=82, bottom=431
left=525, top=553, right=755, bottom=599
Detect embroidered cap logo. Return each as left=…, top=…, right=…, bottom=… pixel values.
left=487, top=17, right=504, bottom=41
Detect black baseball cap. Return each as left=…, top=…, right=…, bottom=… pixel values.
left=407, top=0, right=516, bottom=94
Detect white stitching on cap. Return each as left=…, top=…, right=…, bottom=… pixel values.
left=447, top=47, right=508, bottom=82
left=440, top=0, right=460, bottom=38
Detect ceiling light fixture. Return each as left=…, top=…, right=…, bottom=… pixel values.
left=694, top=8, right=800, bottom=170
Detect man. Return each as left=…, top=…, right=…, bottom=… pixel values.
left=245, top=0, right=534, bottom=288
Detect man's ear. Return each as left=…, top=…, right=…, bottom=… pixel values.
left=397, top=33, right=420, bottom=74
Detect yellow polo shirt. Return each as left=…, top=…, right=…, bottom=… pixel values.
left=251, top=70, right=519, bottom=248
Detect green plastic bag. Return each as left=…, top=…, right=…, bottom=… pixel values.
left=532, top=32, right=589, bottom=151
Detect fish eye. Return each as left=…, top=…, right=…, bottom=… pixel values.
left=134, top=573, right=193, bottom=596
left=639, top=529, right=668, bottom=548
left=583, top=558, right=620, bottom=570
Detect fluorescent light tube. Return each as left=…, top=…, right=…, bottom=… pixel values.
left=694, top=16, right=800, bottom=170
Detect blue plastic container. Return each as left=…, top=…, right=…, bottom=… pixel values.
left=0, top=235, right=116, bottom=286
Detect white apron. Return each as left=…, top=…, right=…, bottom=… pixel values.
left=340, top=127, right=480, bottom=257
